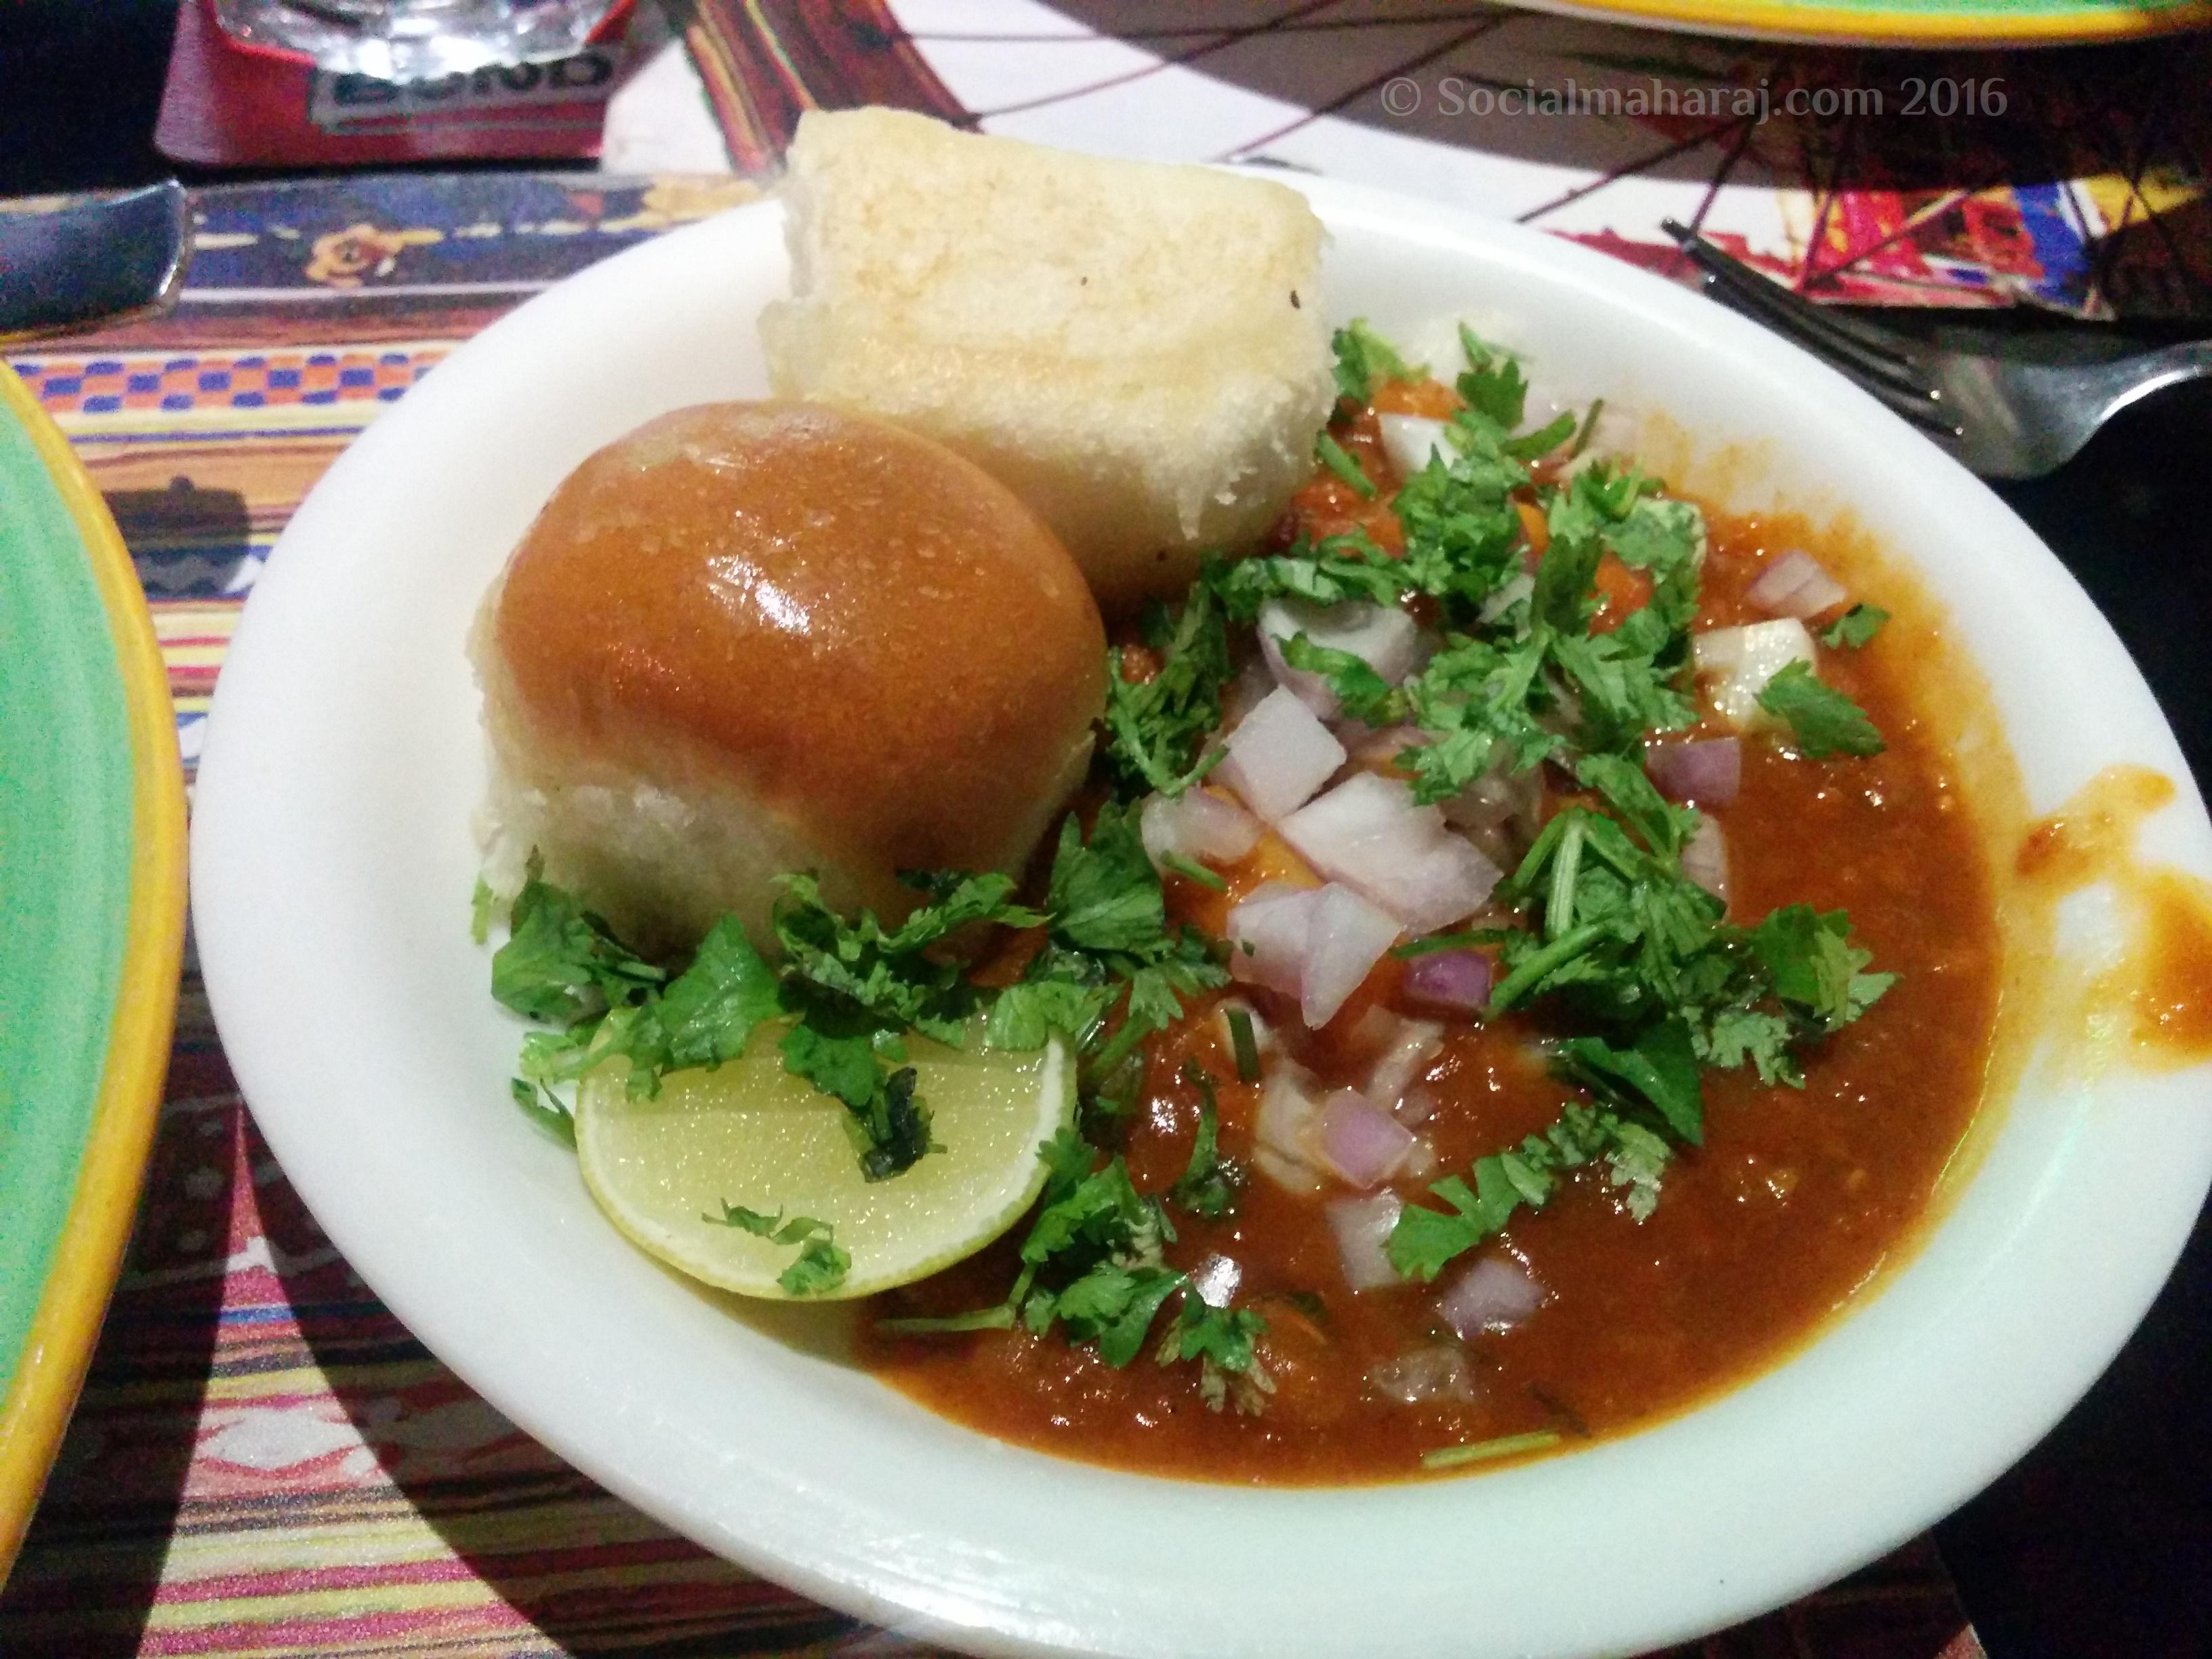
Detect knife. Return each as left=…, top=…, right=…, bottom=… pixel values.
left=0, top=181, right=192, bottom=344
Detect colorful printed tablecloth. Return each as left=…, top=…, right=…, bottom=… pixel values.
left=0, top=168, right=2000, bottom=1659
left=632, top=0, right=2212, bottom=319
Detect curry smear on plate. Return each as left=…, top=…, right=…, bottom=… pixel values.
left=862, top=492, right=2015, bottom=1486
left=2018, top=766, right=2212, bottom=1069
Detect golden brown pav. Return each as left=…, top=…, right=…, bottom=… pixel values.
left=474, top=400, right=1106, bottom=952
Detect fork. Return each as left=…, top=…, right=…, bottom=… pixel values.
left=1660, top=218, right=2212, bottom=480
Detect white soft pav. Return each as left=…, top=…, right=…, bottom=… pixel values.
left=759, top=106, right=1334, bottom=613
left=474, top=400, right=1107, bottom=951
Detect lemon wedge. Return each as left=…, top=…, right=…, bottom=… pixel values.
left=575, top=1033, right=1071, bottom=1300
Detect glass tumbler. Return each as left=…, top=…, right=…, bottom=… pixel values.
left=211, top=0, right=622, bottom=81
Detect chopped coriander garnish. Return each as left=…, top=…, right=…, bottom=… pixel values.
left=491, top=854, right=663, bottom=1026
left=998, top=804, right=1229, bottom=1080
left=1226, top=1006, right=1261, bottom=1082
left=1315, top=430, right=1377, bottom=498
left=1160, top=852, right=1227, bottom=893
left=1278, top=632, right=1404, bottom=726
left=704, top=1204, right=851, bottom=1296
left=1168, top=1065, right=1245, bottom=1220
left=876, top=1304, right=1019, bottom=1336
left=470, top=876, right=500, bottom=945
left=508, top=1077, right=576, bottom=1147
left=1388, top=1101, right=1672, bottom=1282
left=1391, top=929, right=1509, bottom=958
left=1100, top=586, right=1233, bottom=799
left=1420, top=1429, right=1563, bottom=1470
left=1821, top=602, right=1890, bottom=649
left=1568, top=396, right=1605, bottom=459
left=1755, top=660, right=1885, bottom=758
left=1331, top=317, right=1423, bottom=403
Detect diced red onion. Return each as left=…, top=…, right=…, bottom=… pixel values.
left=1746, top=549, right=1849, bottom=619
left=1375, top=412, right=1451, bottom=478
left=1694, top=619, right=1816, bottom=730
left=1218, top=656, right=1276, bottom=729
left=1438, top=1256, right=1547, bottom=1340
left=1403, top=1136, right=1439, bottom=1181
left=1226, top=884, right=1319, bottom=999
left=1254, top=1065, right=1323, bottom=1193
left=1258, top=598, right=1422, bottom=720
left=1216, top=687, right=1347, bottom=823
left=1363, top=1015, right=1444, bottom=1109
left=1401, top=948, right=1492, bottom=1015
left=1682, top=814, right=1731, bottom=907
left=1301, top=883, right=1403, bottom=1028
left=1351, top=724, right=1430, bottom=771
left=1367, top=1345, right=1477, bottom=1404
left=1279, top=773, right=1502, bottom=933
left=1189, top=1253, right=1242, bottom=1308
left=1314, top=1088, right=1417, bottom=1188
left=1645, top=738, right=1742, bottom=807
left=1326, top=1191, right=1405, bottom=1292
left=1140, top=787, right=1263, bottom=871
left=1394, top=1086, right=1437, bottom=1127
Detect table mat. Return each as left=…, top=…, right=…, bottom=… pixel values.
left=674, top=0, right=2212, bottom=320
left=0, top=173, right=1987, bottom=1657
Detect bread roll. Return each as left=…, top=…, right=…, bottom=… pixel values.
left=760, top=107, right=1334, bottom=614
left=475, top=401, right=1106, bottom=953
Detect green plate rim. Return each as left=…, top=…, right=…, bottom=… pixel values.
left=0, top=362, right=186, bottom=1579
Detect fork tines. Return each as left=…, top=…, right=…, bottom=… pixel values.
left=1659, top=220, right=1963, bottom=444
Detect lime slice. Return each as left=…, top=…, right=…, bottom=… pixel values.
left=575, top=1033, right=1071, bottom=1300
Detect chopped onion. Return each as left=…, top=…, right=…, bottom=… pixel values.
left=1403, top=1136, right=1439, bottom=1181
left=1351, top=724, right=1430, bottom=772
left=1189, top=1253, right=1242, bottom=1308
left=1216, top=686, right=1348, bottom=823
left=1401, top=948, right=1492, bottom=1014
left=1254, top=1065, right=1323, bottom=1193
left=1258, top=598, right=1422, bottom=720
left=1363, top=1016, right=1444, bottom=1109
left=1314, top=1088, right=1418, bottom=1188
left=1326, top=1191, right=1404, bottom=1291
left=1746, top=549, right=1849, bottom=619
left=1393, top=1086, right=1437, bottom=1127
left=1218, top=656, right=1276, bottom=729
left=1682, top=814, right=1731, bottom=907
left=1279, top=772, right=1502, bottom=933
left=1301, top=883, right=1403, bottom=1027
left=1226, top=884, right=1318, bottom=998
left=1644, top=738, right=1742, bottom=806
left=1693, top=619, right=1816, bottom=731
left=1140, top=786, right=1262, bottom=873
left=1367, top=1345, right=1477, bottom=1404
left=1375, top=412, right=1452, bottom=478
left=1438, top=1256, right=1547, bottom=1340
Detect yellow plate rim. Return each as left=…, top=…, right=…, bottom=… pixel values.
left=0, top=365, right=188, bottom=1578
left=1517, top=0, right=2212, bottom=44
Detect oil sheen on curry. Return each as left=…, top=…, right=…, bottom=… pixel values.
left=478, top=316, right=2009, bottom=1489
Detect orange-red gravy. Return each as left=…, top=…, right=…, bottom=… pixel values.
left=863, top=492, right=2003, bottom=1485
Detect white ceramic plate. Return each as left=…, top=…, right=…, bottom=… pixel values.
left=191, top=178, right=2212, bottom=1659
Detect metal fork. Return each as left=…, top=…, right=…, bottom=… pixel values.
left=1660, top=218, right=2212, bottom=479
